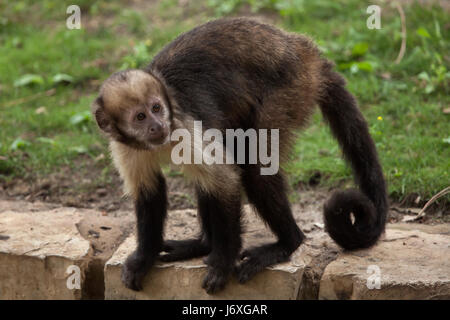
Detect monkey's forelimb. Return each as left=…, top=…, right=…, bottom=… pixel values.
left=160, top=185, right=242, bottom=294
left=121, top=174, right=167, bottom=291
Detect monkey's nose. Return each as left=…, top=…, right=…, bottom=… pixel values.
left=148, top=123, right=166, bottom=143
left=149, top=122, right=162, bottom=134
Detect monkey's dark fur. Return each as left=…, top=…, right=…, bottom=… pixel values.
left=93, top=18, right=388, bottom=294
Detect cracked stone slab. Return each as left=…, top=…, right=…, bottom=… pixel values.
left=0, top=200, right=133, bottom=299
left=0, top=202, right=92, bottom=299
left=105, top=204, right=334, bottom=300
left=319, top=228, right=450, bottom=300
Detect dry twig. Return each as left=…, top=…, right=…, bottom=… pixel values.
left=413, top=186, right=450, bottom=221
left=2, top=88, right=56, bottom=108
left=394, top=2, right=407, bottom=64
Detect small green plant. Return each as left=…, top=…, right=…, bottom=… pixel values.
left=36, top=137, right=57, bottom=146
left=70, top=111, right=92, bottom=132
left=120, top=40, right=152, bottom=69
left=10, top=138, right=30, bottom=151
left=336, top=42, right=376, bottom=74
left=413, top=24, right=450, bottom=95
left=417, top=60, right=449, bottom=94
left=13, top=74, right=44, bottom=87
left=51, top=73, right=74, bottom=85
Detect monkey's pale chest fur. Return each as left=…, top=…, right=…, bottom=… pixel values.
left=110, top=139, right=240, bottom=200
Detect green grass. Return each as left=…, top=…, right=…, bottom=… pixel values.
left=0, top=0, right=448, bottom=203
left=276, top=1, right=450, bottom=201
left=0, top=0, right=206, bottom=178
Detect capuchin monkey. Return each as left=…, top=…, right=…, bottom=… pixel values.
left=92, top=18, right=388, bottom=294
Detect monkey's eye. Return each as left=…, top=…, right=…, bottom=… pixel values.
left=136, top=113, right=146, bottom=121
left=152, top=104, right=161, bottom=113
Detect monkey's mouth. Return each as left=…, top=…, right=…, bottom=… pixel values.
left=147, top=132, right=170, bottom=147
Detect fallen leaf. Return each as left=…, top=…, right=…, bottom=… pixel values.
left=414, top=195, right=421, bottom=204
left=381, top=72, right=391, bottom=80
left=402, top=215, right=417, bottom=222
left=35, top=106, right=47, bottom=114
left=94, top=153, right=105, bottom=162
left=69, top=146, right=88, bottom=154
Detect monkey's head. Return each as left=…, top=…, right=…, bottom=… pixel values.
left=92, top=69, right=172, bottom=150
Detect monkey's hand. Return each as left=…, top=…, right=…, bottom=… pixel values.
left=201, top=254, right=232, bottom=294
left=121, top=250, right=155, bottom=291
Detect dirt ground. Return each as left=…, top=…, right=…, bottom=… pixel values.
left=0, top=163, right=194, bottom=214
left=0, top=160, right=448, bottom=225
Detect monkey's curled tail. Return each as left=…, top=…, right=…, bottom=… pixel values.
left=317, top=63, right=388, bottom=250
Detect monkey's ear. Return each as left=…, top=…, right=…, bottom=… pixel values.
left=92, top=96, right=112, bottom=133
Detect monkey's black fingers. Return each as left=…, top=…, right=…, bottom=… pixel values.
left=201, top=266, right=229, bottom=294
left=236, top=243, right=291, bottom=284
left=159, top=239, right=210, bottom=262
left=121, top=269, right=144, bottom=291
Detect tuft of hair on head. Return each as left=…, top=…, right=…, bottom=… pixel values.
left=98, top=70, right=160, bottom=115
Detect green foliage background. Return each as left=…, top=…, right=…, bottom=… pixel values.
left=0, top=0, right=448, bottom=203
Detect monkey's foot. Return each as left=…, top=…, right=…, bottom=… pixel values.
left=235, top=243, right=292, bottom=283
left=159, top=239, right=210, bottom=262
left=121, top=251, right=154, bottom=291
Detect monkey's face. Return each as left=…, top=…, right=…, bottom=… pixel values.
left=92, top=70, right=172, bottom=150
